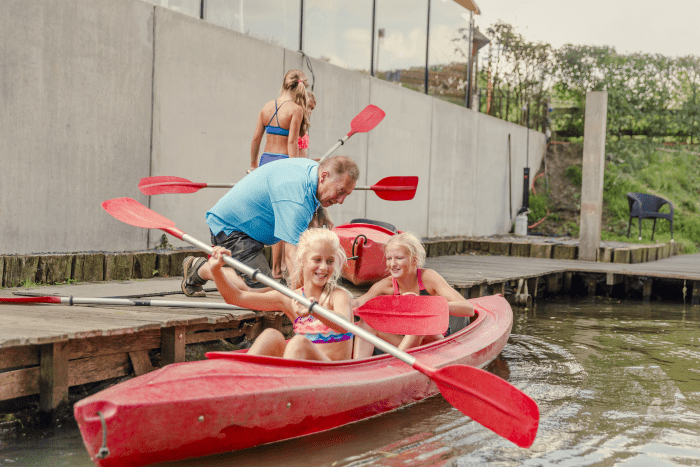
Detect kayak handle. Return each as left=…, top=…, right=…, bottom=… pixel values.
left=348, top=234, right=367, bottom=261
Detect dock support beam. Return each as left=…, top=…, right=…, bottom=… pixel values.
left=692, top=281, right=700, bottom=306
left=161, top=326, right=186, bottom=366
left=579, top=91, right=608, bottom=261
left=643, top=279, right=653, bottom=301
left=39, top=342, right=69, bottom=411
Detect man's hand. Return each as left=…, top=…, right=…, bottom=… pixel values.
left=312, top=206, right=334, bottom=229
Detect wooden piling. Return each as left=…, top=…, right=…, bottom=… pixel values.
left=39, top=342, right=69, bottom=411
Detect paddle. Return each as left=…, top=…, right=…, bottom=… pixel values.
left=0, top=295, right=245, bottom=311
left=318, top=104, right=386, bottom=162
left=101, top=197, right=540, bottom=448
left=354, top=295, right=449, bottom=336
left=138, top=175, right=418, bottom=201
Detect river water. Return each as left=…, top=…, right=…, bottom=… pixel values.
left=2, top=297, right=699, bottom=466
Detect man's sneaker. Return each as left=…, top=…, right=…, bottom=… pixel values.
left=182, top=256, right=207, bottom=297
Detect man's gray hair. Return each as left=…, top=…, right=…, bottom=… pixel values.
left=319, top=156, right=360, bottom=182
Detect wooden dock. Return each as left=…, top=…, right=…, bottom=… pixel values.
left=1, top=252, right=698, bottom=413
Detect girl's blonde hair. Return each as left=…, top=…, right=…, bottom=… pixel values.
left=384, top=232, right=426, bottom=269
left=281, top=69, right=310, bottom=137
left=287, top=228, right=347, bottom=298
left=307, top=90, right=316, bottom=109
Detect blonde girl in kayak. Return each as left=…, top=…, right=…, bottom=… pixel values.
left=352, top=232, right=475, bottom=359
left=208, top=228, right=354, bottom=362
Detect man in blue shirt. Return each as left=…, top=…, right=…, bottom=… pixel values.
left=182, top=156, right=359, bottom=296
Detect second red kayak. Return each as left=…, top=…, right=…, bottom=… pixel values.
left=333, top=221, right=400, bottom=286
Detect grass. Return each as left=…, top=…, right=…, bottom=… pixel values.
left=601, top=140, right=700, bottom=253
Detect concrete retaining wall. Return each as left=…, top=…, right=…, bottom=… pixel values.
left=0, top=0, right=545, bottom=255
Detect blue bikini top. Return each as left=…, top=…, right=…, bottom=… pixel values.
left=265, top=99, right=290, bottom=137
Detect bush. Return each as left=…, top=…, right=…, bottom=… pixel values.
left=565, top=165, right=582, bottom=187
left=528, top=192, right=550, bottom=225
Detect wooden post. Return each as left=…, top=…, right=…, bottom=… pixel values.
left=39, top=342, right=69, bottom=411
left=527, top=277, right=540, bottom=299
left=579, top=91, right=608, bottom=261
left=564, top=272, right=573, bottom=293
left=161, top=326, right=186, bottom=366
left=692, top=281, right=700, bottom=306
left=643, top=279, right=653, bottom=301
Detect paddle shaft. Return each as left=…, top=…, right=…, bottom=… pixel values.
left=148, top=181, right=388, bottom=192
left=176, top=231, right=418, bottom=366
left=319, top=134, right=350, bottom=163
left=1, top=296, right=244, bottom=310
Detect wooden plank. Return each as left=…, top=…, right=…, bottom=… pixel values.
left=510, top=242, right=530, bottom=257
left=614, top=248, right=630, bottom=264
left=0, top=366, right=39, bottom=401
left=161, top=326, right=186, bottom=366
left=186, top=328, right=246, bottom=345
left=646, top=246, right=657, bottom=262
left=66, top=331, right=161, bottom=360
left=129, top=350, right=155, bottom=376
left=553, top=244, right=577, bottom=260
left=529, top=244, right=553, bottom=259
left=40, top=342, right=69, bottom=411
left=599, top=247, right=614, bottom=263
left=0, top=346, right=40, bottom=370
left=488, top=241, right=511, bottom=256
left=69, top=353, right=131, bottom=386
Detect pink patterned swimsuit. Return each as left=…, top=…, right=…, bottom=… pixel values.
left=293, top=288, right=353, bottom=344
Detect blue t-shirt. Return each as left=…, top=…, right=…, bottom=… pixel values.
left=206, top=158, right=320, bottom=246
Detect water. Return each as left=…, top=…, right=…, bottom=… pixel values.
left=2, top=297, right=700, bottom=466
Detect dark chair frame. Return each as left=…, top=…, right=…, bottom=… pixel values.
left=626, top=192, right=674, bottom=241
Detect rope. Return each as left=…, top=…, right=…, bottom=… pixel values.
left=96, top=411, right=110, bottom=459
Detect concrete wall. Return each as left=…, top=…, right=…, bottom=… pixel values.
left=0, top=0, right=154, bottom=255
left=0, top=0, right=545, bottom=255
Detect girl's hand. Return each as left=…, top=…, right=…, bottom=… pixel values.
left=293, top=296, right=316, bottom=317
left=208, top=246, right=231, bottom=273
left=246, top=166, right=256, bottom=174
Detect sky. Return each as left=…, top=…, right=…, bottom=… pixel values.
left=473, top=0, right=700, bottom=58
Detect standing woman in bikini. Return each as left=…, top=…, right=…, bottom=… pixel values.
left=207, top=228, right=354, bottom=362
left=248, top=69, right=310, bottom=173
left=352, top=232, right=475, bottom=359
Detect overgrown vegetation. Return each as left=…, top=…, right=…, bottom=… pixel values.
left=530, top=141, right=700, bottom=253
left=601, top=141, right=700, bottom=252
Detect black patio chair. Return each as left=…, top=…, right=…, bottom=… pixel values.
left=626, top=192, right=674, bottom=241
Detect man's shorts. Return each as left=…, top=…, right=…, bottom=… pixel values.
left=211, top=230, right=272, bottom=289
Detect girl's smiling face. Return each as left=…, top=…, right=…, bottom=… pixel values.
left=385, top=245, right=415, bottom=279
left=303, top=240, right=337, bottom=288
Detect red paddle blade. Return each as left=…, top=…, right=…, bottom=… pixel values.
left=370, top=176, right=419, bottom=201
left=138, top=176, right=207, bottom=195
left=0, top=296, right=61, bottom=304
left=102, top=198, right=176, bottom=230
left=348, top=105, right=386, bottom=136
left=354, top=295, right=448, bottom=335
left=433, top=364, right=539, bottom=448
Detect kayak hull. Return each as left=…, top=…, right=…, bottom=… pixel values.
left=74, top=295, right=512, bottom=467
left=333, top=223, right=397, bottom=286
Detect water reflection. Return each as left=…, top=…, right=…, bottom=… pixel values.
left=2, top=298, right=699, bottom=466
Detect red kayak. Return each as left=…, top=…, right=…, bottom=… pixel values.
left=333, top=220, right=400, bottom=286
left=74, top=295, right=513, bottom=467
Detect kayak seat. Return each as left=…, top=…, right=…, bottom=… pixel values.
left=350, top=218, right=398, bottom=234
